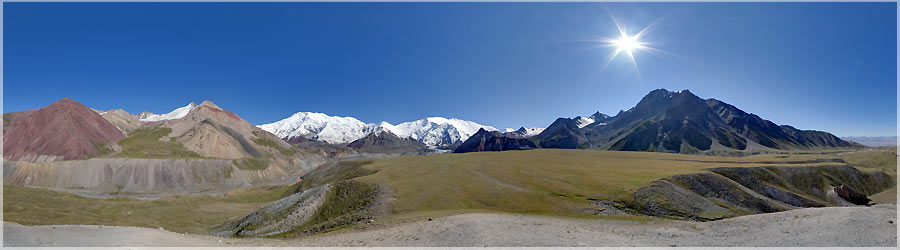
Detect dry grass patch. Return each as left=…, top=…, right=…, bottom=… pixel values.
left=350, top=149, right=853, bottom=221
left=3, top=184, right=294, bottom=234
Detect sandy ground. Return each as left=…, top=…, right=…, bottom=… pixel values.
left=4, top=205, right=897, bottom=247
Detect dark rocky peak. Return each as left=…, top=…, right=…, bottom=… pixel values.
left=589, top=111, right=614, bottom=123
left=516, top=127, right=528, bottom=134
left=589, top=111, right=609, bottom=120
left=546, top=117, right=579, bottom=130
left=637, top=89, right=699, bottom=104
left=454, top=127, right=537, bottom=153
left=473, top=127, right=495, bottom=136
left=608, top=89, right=708, bottom=126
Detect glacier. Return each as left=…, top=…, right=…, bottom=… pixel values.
left=257, top=112, right=499, bottom=148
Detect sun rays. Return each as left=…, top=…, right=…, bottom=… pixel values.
left=594, top=6, right=684, bottom=83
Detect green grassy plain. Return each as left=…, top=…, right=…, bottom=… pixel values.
left=840, top=149, right=898, bottom=176
left=4, top=149, right=895, bottom=235
left=351, top=149, right=864, bottom=220
left=839, top=149, right=898, bottom=203
left=3, top=184, right=292, bottom=234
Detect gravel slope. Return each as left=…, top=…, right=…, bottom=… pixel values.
left=5, top=205, right=896, bottom=247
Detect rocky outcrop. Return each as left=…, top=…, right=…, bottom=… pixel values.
left=633, top=172, right=795, bottom=221
left=3, top=155, right=325, bottom=194
left=632, top=165, right=893, bottom=221
left=214, top=159, right=383, bottom=238
left=708, top=165, right=892, bottom=204
left=832, top=185, right=871, bottom=205
left=454, top=128, right=538, bottom=153
left=3, top=98, right=125, bottom=162
left=212, top=184, right=332, bottom=237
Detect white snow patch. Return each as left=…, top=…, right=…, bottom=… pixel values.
left=519, top=127, right=545, bottom=137
left=139, top=103, right=197, bottom=122
left=575, top=117, right=595, bottom=128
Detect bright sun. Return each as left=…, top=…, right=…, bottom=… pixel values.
left=612, top=35, right=640, bottom=53
left=595, top=7, right=682, bottom=84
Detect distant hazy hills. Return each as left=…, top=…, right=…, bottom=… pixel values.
left=841, top=136, right=897, bottom=147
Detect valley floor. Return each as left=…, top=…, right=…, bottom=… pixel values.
left=5, top=204, right=896, bottom=247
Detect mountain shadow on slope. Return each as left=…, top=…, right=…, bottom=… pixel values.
left=531, top=118, right=591, bottom=149
left=454, top=128, right=538, bottom=153
left=347, top=129, right=427, bottom=154
left=538, top=89, right=857, bottom=153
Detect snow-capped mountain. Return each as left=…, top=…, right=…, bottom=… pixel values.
left=512, top=127, right=545, bottom=137
left=138, top=102, right=197, bottom=122
left=380, top=117, right=499, bottom=148
left=256, top=112, right=375, bottom=144
left=257, top=113, right=498, bottom=148
left=571, top=111, right=614, bottom=129
left=574, top=116, right=594, bottom=128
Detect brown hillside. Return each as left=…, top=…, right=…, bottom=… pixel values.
left=3, top=98, right=125, bottom=161
left=162, top=101, right=295, bottom=159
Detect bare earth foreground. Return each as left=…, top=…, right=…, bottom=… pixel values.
left=5, top=205, right=896, bottom=247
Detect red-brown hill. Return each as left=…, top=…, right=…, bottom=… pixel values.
left=3, top=98, right=125, bottom=161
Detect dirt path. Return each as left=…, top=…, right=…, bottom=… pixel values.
left=5, top=205, right=896, bottom=247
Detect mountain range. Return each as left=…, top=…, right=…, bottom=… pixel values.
left=841, top=136, right=898, bottom=147
left=3, top=88, right=862, bottom=163
left=257, top=112, right=498, bottom=149
left=4, top=98, right=302, bottom=162
left=479, top=89, right=857, bottom=154
left=3, top=97, right=333, bottom=195
left=0, top=89, right=866, bottom=194
left=503, top=127, right=545, bottom=137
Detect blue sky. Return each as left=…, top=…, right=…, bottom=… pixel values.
left=4, top=2, right=896, bottom=136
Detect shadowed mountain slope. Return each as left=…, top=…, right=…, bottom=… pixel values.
left=347, top=129, right=427, bottom=154
left=531, top=118, right=591, bottom=149
left=454, top=128, right=538, bottom=153
left=537, top=89, right=855, bottom=153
